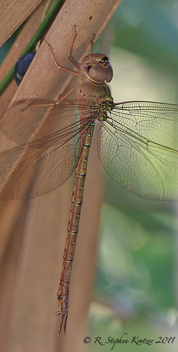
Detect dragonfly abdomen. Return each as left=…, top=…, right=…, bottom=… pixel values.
left=56, top=124, right=94, bottom=332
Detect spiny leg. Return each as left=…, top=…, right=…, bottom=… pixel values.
left=44, top=37, right=81, bottom=77
left=68, top=25, right=80, bottom=69
left=21, top=83, right=78, bottom=112
left=23, top=32, right=82, bottom=112
left=90, top=33, right=95, bottom=54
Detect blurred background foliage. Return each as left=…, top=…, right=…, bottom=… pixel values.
left=1, top=0, right=178, bottom=351
left=89, top=0, right=178, bottom=351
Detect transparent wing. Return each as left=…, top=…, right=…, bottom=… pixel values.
left=0, top=99, right=90, bottom=200
left=98, top=101, right=178, bottom=201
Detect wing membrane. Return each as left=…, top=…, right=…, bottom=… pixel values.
left=0, top=100, right=90, bottom=200
left=98, top=101, right=178, bottom=200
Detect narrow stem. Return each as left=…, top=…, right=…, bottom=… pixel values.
left=0, top=0, right=64, bottom=95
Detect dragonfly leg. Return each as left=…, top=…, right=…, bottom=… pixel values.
left=56, top=83, right=78, bottom=103
left=45, top=39, right=81, bottom=77
left=21, top=85, right=78, bottom=113
left=63, top=98, right=78, bottom=105
left=90, top=33, right=95, bottom=54
left=69, top=26, right=96, bottom=65
left=21, top=100, right=56, bottom=112
left=68, top=25, right=80, bottom=69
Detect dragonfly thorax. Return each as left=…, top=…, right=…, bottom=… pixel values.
left=78, top=79, right=113, bottom=103
left=80, top=54, right=113, bottom=83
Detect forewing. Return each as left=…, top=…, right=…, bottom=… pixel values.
left=98, top=101, right=178, bottom=201
left=0, top=99, right=84, bottom=200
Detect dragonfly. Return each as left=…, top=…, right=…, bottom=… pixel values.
left=1, top=26, right=178, bottom=334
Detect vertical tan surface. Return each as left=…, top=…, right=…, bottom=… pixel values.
left=0, top=0, right=122, bottom=351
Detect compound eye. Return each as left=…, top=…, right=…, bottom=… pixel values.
left=86, top=64, right=108, bottom=82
